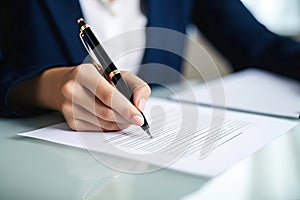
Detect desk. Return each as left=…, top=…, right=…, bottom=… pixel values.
left=0, top=85, right=300, bottom=200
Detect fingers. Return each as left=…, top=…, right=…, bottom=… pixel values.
left=76, top=65, right=146, bottom=126
left=70, top=82, right=129, bottom=124
left=61, top=64, right=151, bottom=132
left=63, top=103, right=129, bottom=132
left=122, top=71, right=151, bottom=111
left=69, top=119, right=128, bottom=132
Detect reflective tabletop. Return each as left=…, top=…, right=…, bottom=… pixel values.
left=0, top=86, right=300, bottom=200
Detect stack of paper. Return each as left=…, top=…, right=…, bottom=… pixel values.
left=172, top=68, right=300, bottom=118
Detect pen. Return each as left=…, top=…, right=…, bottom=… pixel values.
left=77, top=18, right=152, bottom=138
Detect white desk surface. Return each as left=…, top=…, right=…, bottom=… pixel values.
left=1, top=84, right=299, bottom=200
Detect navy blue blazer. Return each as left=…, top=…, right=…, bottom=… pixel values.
left=1, top=0, right=300, bottom=116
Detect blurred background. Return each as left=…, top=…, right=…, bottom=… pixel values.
left=242, top=0, right=300, bottom=36
left=184, top=0, right=300, bottom=80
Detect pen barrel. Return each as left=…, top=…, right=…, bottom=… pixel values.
left=83, top=27, right=117, bottom=74
left=111, top=73, right=149, bottom=131
left=112, top=73, right=149, bottom=129
left=78, top=19, right=150, bottom=131
left=111, top=73, right=133, bottom=101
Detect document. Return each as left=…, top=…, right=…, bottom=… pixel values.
left=172, top=68, right=300, bottom=118
left=19, top=97, right=297, bottom=177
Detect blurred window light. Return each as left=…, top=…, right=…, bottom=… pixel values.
left=241, top=0, right=300, bottom=36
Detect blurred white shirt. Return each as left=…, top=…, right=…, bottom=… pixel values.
left=79, top=0, right=147, bottom=73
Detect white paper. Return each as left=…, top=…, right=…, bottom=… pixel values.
left=172, top=68, right=300, bottom=118
left=19, top=97, right=297, bottom=177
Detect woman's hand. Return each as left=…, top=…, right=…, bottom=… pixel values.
left=8, top=64, right=151, bottom=131
left=59, top=64, right=151, bottom=131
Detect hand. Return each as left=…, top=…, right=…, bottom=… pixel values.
left=60, top=64, right=151, bottom=131
left=8, top=64, right=151, bottom=132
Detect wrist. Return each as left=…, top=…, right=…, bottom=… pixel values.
left=37, top=67, right=72, bottom=111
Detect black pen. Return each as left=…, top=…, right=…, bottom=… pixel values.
left=77, top=18, right=152, bottom=138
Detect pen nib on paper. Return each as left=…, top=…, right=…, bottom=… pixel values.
left=145, top=129, right=153, bottom=139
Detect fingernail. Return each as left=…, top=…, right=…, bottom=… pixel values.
left=132, top=114, right=144, bottom=126
left=138, top=98, right=146, bottom=111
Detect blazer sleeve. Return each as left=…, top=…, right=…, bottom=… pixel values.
left=192, top=0, right=300, bottom=81
left=0, top=1, right=84, bottom=117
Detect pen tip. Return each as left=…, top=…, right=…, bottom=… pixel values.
left=145, top=129, right=153, bottom=139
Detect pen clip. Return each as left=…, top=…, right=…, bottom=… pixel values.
left=79, top=32, right=105, bottom=75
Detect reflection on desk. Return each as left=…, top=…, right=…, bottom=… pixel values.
left=0, top=112, right=206, bottom=200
